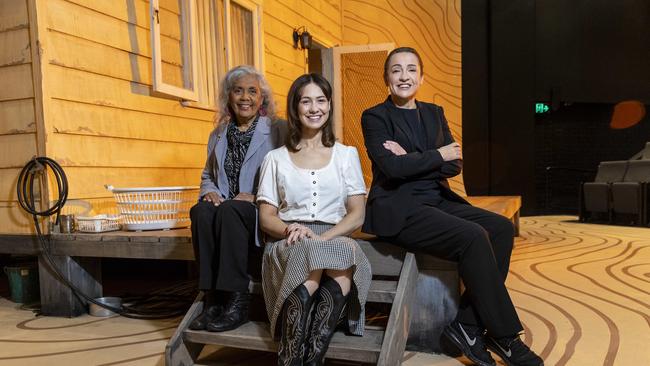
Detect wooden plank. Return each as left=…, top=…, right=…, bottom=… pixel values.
left=356, top=240, right=404, bottom=276
left=47, top=66, right=213, bottom=120
left=61, top=167, right=202, bottom=199
left=38, top=253, right=102, bottom=317
left=47, top=30, right=184, bottom=87
left=166, top=292, right=205, bottom=366
left=47, top=133, right=205, bottom=169
left=265, top=71, right=296, bottom=101
left=66, top=0, right=181, bottom=39
left=466, top=195, right=522, bottom=219
left=0, top=0, right=29, bottom=33
left=0, top=27, right=31, bottom=67
left=159, top=0, right=180, bottom=14
left=264, top=1, right=342, bottom=44
left=367, top=280, right=397, bottom=303
left=377, top=252, right=418, bottom=365
left=184, top=322, right=383, bottom=363
left=0, top=99, right=36, bottom=135
left=48, top=240, right=194, bottom=260
left=0, top=133, right=37, bottom=168
left=0, top=63, right=33, bottom=101
left=264, top=52, right=305, bottom=80
left=277, top=0, right=341, bottom=28
left=48, top=98, right=213, bottom=145
left=263, top=28, right=306, bottom=67
left=0, top=234, right=39, bottom=254
left=46, top=0, right=183, bottom=65
left=406, top=269, right=460, bottom=353
left=0, top=168, right=23, bottom=202
left=51, top=227, right=193, bottom=241
left=27, top=0, right=49, bottom=213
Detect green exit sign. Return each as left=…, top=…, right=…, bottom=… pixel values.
left=535, top=102, right=550, bottom=114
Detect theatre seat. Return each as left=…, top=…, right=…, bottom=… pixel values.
left=580, top=161, right=628, bottom=222
left=611, top=160, right=650, bottom=226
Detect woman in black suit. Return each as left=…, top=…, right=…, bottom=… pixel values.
left=361, top=47, right=543, bottom=366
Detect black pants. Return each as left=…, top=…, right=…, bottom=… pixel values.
left=190, top=200, right=260, bottom=292
left=384, top=199, right=523, bottom=337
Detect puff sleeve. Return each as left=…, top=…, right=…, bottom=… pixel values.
left=256, top=153, right=280, bottom=207
left=345, top=146, right=367, bottom=196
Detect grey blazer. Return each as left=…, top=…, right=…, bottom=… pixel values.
left=200, top=116, right=286, bottom=198
left=199, top=116, right=287, bottom=245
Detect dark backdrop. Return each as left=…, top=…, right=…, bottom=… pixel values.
left=462, top=0, right=650, bottom=215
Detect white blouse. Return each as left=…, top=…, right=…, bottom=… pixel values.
left=256, top=142, right=366, bottom=224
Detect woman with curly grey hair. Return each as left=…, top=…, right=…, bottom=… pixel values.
left=189, top=65, right=286, bottom=332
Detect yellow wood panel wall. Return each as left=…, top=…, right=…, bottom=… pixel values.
left=262, top=0, right=343, bottom=115
left=342, top=0, right=465, bottom=195
left=0, top=0, right=39, bottom=233
left=35, top=0, right=215, bottom=225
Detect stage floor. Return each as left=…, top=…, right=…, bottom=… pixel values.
left=0, top=216, right=648, bottom=365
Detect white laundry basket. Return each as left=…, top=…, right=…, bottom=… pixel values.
left=105, top=185, right=199, bottom=231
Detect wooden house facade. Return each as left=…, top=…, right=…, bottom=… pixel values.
left=0, top=0, right=461, bottom=234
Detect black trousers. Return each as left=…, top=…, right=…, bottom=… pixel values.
left=384, top=198, right=523, bottom=337
left=190, top=200, right=260, bottom=292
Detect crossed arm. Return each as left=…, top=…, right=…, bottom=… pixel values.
left=361, top=108, right=462, bottom=181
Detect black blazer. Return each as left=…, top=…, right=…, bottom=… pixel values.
left=361, top=97, right=468, bottom=237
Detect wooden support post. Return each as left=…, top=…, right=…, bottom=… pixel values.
left=406, top=269, right=460, bottom=354
left=377, top=252, right=418, bottom=365
left=38, top=253, right=102, bottom=317
left=165, top=292, right=206, bottom=366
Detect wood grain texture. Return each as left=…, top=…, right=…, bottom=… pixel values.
left=0, top=0, right=29, bottom=33
left=342, top=0, right=464, bottom=194
left=0, top=27, right=31, bottom=67
left=0, top=205, right=35, bottom=234
left=48, top=99, right=213, bottom=145
left=262, top=0, right=343, bottom=98
left=0, top=63, right=34, bottom=101
left=45, top=0, right=182, bottom=65
left=0, top=133, right=37, bottom=168
left=0, top=99, right=36, bottom=135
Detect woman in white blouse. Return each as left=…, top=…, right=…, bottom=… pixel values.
left=257, top=73, right=371, bottom=366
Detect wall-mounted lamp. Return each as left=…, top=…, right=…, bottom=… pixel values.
left=292, top=26, right=312, bottom=50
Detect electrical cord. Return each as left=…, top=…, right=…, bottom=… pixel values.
left=17, top=156, right=194, bottom=319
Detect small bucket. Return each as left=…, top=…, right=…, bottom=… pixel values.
left=3, top=263, right=40, bottom=304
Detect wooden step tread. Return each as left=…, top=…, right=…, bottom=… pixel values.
left=250, top=279, right=397, bottom=303
left=184, top=321, right=384, bottom=363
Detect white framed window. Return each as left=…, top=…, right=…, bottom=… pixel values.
left=150, top=0, right=200, bottom=101
left=150, top=0, right=264, bottom=109
left=224, top=0, right=264, bottom=70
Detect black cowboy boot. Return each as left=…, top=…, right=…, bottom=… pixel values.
left=277, top=284, right=314, bottom=366
left=304, top=276, right=348, bottom=366
left=206, top=291, right=251, bottom=332
left=189, top=290, right=224, bottom=330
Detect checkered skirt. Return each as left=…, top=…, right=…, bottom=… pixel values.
left=262, top=221, right=372, bottom=339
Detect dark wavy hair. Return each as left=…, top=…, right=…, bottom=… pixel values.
left=383, top=47, right=424, bottom=84
left=286, top=73, right=336, bottom=152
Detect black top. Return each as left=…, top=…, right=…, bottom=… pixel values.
left=399, top=108, right=426, bottom=148
left=224, top=116, right=259, bottom=198
left=360, top=97, right=467, bottom=237
left=397, top=108, right=442, bottom=205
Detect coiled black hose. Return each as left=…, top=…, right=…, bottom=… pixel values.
left=16, top=157, right=193, bottom=319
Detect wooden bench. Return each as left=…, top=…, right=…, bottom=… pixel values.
left=166, top=240, right=420, bottom=366
left=0, top=195, right=519, bottom=361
